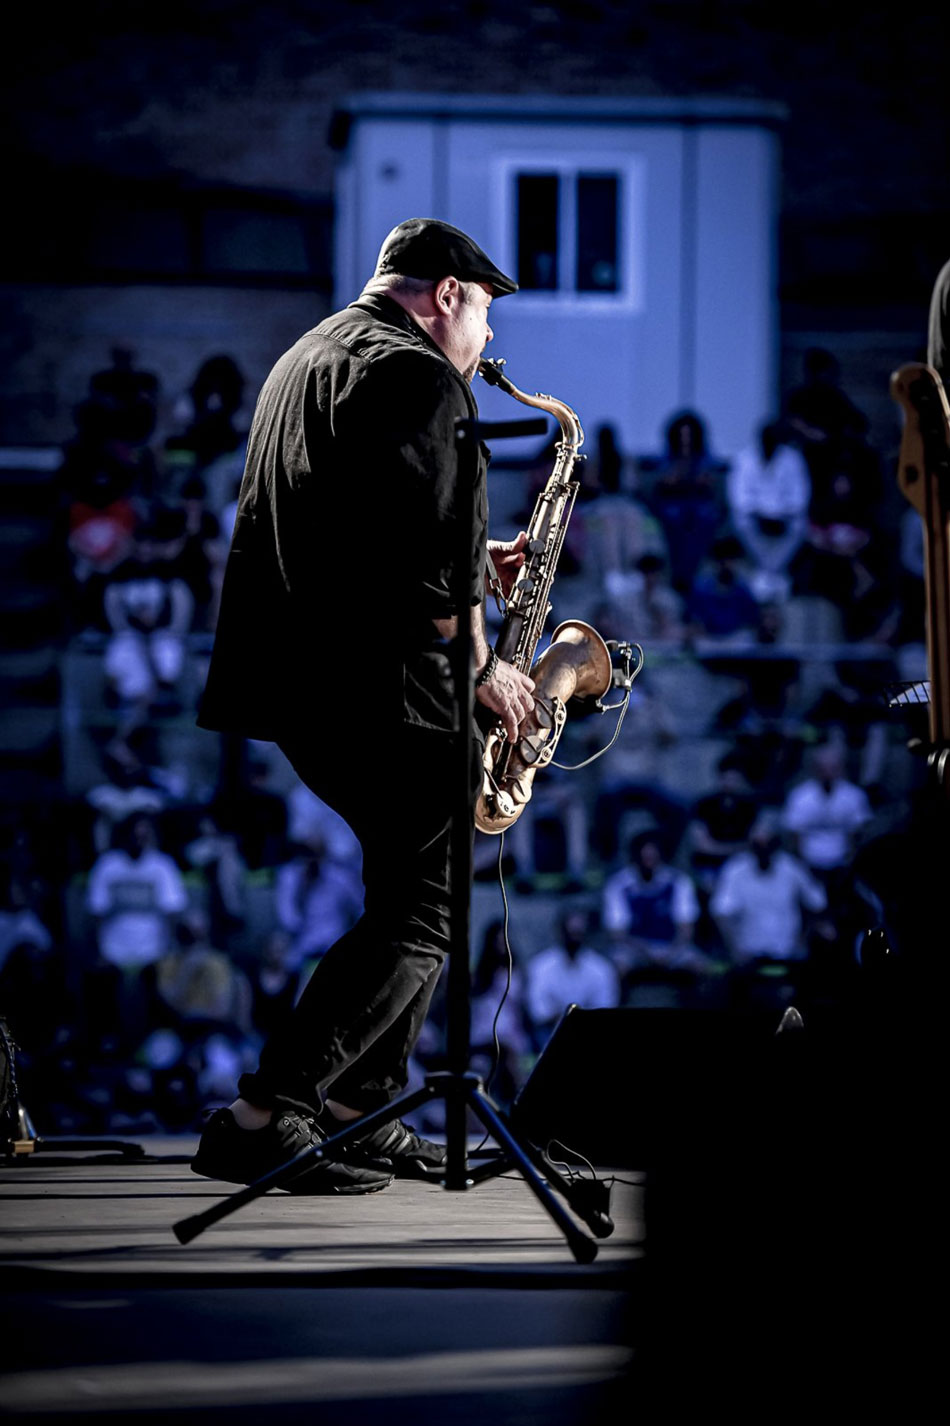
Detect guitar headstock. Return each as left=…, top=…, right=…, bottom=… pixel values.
left=891, top=362, right=950, bottom=517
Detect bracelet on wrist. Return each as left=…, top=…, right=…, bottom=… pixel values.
left=475, top=646, right=498, bottom=687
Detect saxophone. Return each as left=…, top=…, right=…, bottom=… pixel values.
left=475, top=358, right=612, bottom=834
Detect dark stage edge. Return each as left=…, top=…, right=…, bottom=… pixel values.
left=0, top=1134, right=643, bottom=1285
left=0, top=1137, right=641, bottom=1424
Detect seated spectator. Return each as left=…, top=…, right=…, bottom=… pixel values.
left=707, top=609, right=801, bottom=733
left=686, top=535, right=761, bottom=642
left=602, top=832, right=703, bottom=979
left=783, top=346, right=869, bottom=496
left=85, top=739, right=167, bottom=856
left=578, top=423, right=667, bottom=578
left=88, top=345, right=160, bottom=450
left=164, top=354, right=248, bottom=512
left=470, top=919, right=532, bottom=1105
left=644, top=409, right=725, bottom=593
left=508, top=771, right=591, bottom=892
left=173, top=476, right=227, bottom=631
left=800, top=440, right=894, bottom=634
left=151, top=909, right=253, bottom=1043
left=599, top=551, right=685, bottom=645
left=102, top=511, right=194, bottom=715
left=525, top=907, right=619, bottom=1047
left=684, top=753, right=759, bottom=895
left=86, top=813, right=189, bottom=972
left=59, top=356, right=158, bottom=631
left=275, top=836, right=364, bottom=967
left=65, top=468, right=139, bottom=631
left=587, top=687, right=690, bottom=864
left=0, top=865, right=55, bottom=975
left=727, top=420, right=811, bottom=603
left=710, top=815, right=827, bottom=970
left=183, top=811, right=246, bottom=942
left=800, top=664, right=895, bottom=795
left=781, top=743, right=873, bottom=891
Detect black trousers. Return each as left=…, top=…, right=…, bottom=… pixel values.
left=238, top=723, right=457, bottom=1116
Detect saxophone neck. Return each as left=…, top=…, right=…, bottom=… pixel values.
left=478, top=358, right=584, bottom=452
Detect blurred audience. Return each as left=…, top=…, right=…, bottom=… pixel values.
left=102, top=510, right=194, bottom=716
left=726, top=420, right=811, bottom=603
left=686, top=534, right=761, bottom=641
left=710, top=815, right=827, bottom=972
left=14, top=345, right=923, bottom=1129
left=579, top=422, right=668, bottom=578
left=86, top=813, right=188, bottom=972
left=469, top=919, right=532, bottom=1105
left=172, top=476, right=227, bottom=631
left=163, top=354, right=248, bottom=512
left=601, top=832, right=704, bottom=982
left=683, top=753, right=759, bottom=897
left=643, top=409, right=725, bottom=593
left=525, top=907, right=619, bottom=1047
left=598, top=552, right=685, bottom=646
left=274, top=836, right=364, bottom=967
left=781, top=742, right=873, bottom=891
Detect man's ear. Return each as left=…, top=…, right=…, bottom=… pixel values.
left=433, top=276, right=462, bottom=313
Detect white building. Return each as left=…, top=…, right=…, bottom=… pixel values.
left=332, top=92, right=785, bottom=462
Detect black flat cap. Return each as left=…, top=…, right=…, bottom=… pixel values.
left=374, top=218, right=518, bottom=296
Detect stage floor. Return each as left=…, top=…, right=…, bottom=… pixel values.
left=0, top=1135, right=642, bottom=1423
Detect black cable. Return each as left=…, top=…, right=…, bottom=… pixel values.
left=471, top=832, right=513, bottom=1154
left=551, top=689, right=630, bottom=770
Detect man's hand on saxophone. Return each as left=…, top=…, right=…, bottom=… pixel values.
left=476, top=654, right=536, bottom=743
left=433, top=602, right=535, bottom=744
left=486, top=531, right=528, bottom=599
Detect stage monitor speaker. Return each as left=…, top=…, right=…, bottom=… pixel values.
left=511, top=1004, right=797, bottom=1169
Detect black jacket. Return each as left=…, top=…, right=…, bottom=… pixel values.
left=197, top=293, right=488, bottom=742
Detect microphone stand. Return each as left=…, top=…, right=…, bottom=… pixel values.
left=173, top=414, right=612, bottom=1261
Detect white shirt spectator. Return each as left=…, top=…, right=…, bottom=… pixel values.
left=87, top=847, right=188, bottom=967
left=711, top=849, right=827, bottom=961
left=727, top=432, right=811, bottom=601
left=728, top=441, right=811, bottom=525
left=525, top=944, right=620, bottom=1030
left=782, top=776, right=872, bottom=871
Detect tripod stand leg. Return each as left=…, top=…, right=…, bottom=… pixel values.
left=465, top=1136, right=614, bottom=1239
left=467, top=1088, right=598, bottom=1264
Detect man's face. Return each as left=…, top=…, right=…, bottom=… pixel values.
left=436, top=281, right=494, bottom=381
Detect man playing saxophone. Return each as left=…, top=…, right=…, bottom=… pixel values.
left=190, top=218, right=535, bottom=1193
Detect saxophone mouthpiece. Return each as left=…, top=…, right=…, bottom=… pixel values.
left=478, top=357, right=508, bottom=387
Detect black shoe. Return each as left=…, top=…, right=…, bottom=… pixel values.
left=329, top=1113, right=447, bottom=1180
left=190, top=1108, right=392, bottom=1195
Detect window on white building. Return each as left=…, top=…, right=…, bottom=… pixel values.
left=514, top=168, right=623, bottom=296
